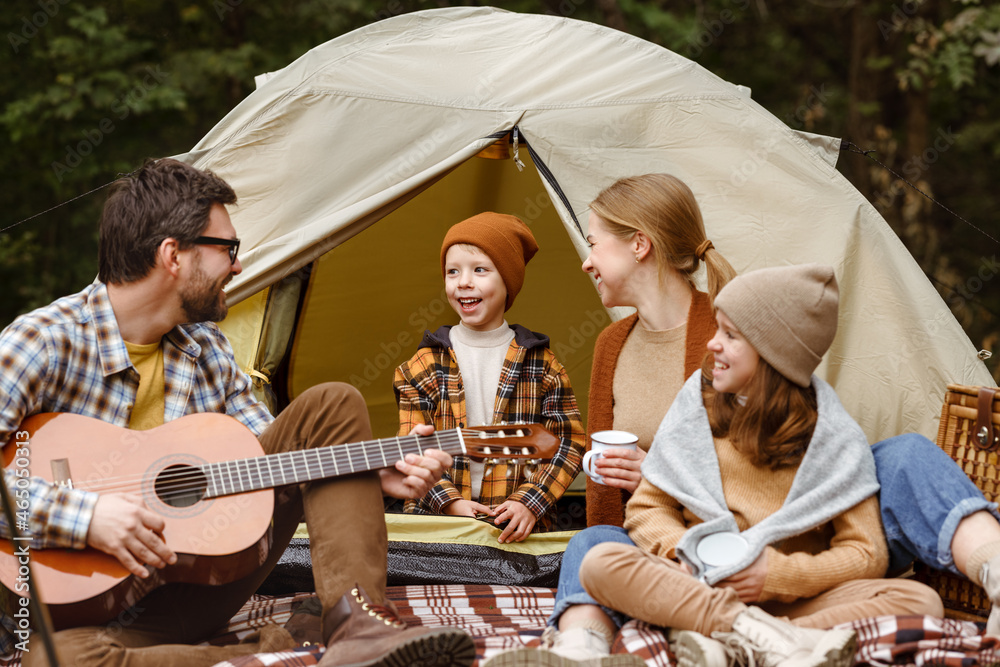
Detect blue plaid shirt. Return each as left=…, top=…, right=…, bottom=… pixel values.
left=0, top=282, right=273, bottom=550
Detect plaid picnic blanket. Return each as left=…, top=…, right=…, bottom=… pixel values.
left=6, top=586, right=1000, bottom=666
left=204, top=585, right=1000, bottom=667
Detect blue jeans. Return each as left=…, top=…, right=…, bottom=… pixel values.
left=874, top=433, right=1000, bottom=576
left=549, top=525, right=635, bottom=627
left=549, top=434, right=995, bottom=627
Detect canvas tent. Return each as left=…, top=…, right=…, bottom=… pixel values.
left=174, top=6, right=993, bottom=443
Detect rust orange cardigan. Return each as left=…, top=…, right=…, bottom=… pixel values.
left=585, top=290, right=717, bottom=527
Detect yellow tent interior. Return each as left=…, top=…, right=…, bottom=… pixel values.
left=220, top=142, right=609, bottom=443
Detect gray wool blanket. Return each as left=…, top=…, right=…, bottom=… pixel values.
left=641, top=371, right=879, bottom=585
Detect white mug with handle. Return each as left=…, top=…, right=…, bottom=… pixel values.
left=582, top=430, right=639, bottom=485
left=695, top=532, right=750, bottom=582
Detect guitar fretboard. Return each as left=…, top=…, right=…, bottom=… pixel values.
left=201, top=429, right=466, bottom=498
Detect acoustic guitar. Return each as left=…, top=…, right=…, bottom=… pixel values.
left=0, top=412, right=558, bottom=630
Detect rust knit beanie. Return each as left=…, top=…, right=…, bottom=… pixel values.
left=440, top=212, right=539, bottom=311
left=714, top=263, right=839, bottom=387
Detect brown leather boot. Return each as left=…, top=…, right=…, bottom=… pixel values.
left=285, top=595, right=324, bottom=646
left=318, top=584, right=475, bottom=667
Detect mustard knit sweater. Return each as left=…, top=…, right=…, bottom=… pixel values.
left=624, top=437, right=888, bottom=603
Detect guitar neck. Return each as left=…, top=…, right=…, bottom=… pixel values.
left=201, top=429, right=467, bottom=498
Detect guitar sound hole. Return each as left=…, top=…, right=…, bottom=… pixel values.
left=155, top=464, right=208, bottom=508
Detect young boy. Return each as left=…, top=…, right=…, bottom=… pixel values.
left=394, top=212, right=586, bottom=543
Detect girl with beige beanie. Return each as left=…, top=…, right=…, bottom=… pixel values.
left=571, top=264, right=943, bottom=667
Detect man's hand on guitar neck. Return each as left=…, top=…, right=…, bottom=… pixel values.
left=377, top=424, right=453, bottom=500
left=86, top=493, right=178, bottom=578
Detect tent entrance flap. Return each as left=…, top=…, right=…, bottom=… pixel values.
left=287, top=147, right=607, bottom=437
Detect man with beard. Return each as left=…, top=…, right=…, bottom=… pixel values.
left=0, top=158, right=475, bottom=667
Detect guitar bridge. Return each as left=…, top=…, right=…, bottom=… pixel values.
left=50, top=458, right=73, bottom=488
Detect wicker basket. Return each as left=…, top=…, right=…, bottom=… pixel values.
left=913, top=384, right=1000, bottom=621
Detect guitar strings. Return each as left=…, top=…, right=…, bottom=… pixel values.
left=71, top=431, right=466, bottom=498
left=62, top=428, right=533, bottom=505
left=141, top=427, right=540, bottom=504
left=69, top=427, right=532, bottom=494
left=143, top=428, right=534, bottom=504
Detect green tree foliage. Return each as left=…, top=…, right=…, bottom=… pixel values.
left=0, top=0, right=603, bottom=325
left=595, top=0, right=1000, bottom=378
left=2, top=0, right=998, bottom=380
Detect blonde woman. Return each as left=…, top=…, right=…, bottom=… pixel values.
left=581, top=173, right=735, bottom=527
left=486, top=173, right=736, bottom=666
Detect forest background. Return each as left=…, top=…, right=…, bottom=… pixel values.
left=2, top=0, right=999, bottom=380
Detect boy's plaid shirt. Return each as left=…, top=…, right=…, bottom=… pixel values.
left=0, top=282, right=273, bottom=550
left=394, top=325, right=585, bottom=531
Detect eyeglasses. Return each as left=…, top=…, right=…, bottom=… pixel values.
left=191, top=236, right=240, bottom=265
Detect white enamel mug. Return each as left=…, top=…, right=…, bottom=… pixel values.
left=695, top=532, right=750, bottom=582
left=582, top=430, right=639, bottom=485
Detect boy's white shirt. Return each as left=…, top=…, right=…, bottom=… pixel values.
left=641, top=371, right=879, bottom=585
left=450, top=321, right=515, bottom=500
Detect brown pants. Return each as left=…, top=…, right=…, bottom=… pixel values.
left=580, top=542, right=945, bottom=634
left=25, top=383, right=385, bottom=667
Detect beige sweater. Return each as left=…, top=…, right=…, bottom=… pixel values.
left=586, top=290, right=716, bottom=527
left=625, top=435, right=888, bottom=604
left=611, top=322, right=687, bottom=452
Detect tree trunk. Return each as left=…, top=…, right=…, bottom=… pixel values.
left=902, top=86, right=935, bottom=271
left=843, top=2, right=880, bottom=200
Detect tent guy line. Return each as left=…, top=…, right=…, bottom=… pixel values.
left=4, top=147, right=992, bottom=247
left=0, top=170, right=137, bottom=236
left=841, top=140, right=999, bottom=248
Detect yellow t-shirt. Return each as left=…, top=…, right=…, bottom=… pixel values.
left=124, top=340, right=166, bottom=431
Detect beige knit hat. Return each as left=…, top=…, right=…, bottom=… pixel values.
left=714, top=264, right=839, bottom=387
left=441, top=212, right=539, bottom=311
